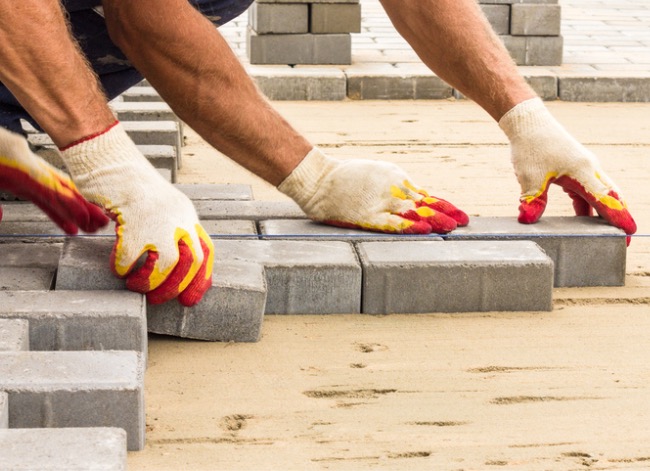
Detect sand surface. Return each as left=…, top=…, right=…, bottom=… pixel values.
left=128, top=101, right=650, bottom=470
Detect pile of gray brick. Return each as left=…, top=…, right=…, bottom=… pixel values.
left=481, top=0, right=563, bottom=66
left=247, top=0, right=361, bottom=65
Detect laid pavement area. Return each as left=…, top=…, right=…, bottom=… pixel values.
left=124, top=99, right=650, bottom=470
left=221, top=0, right=650, bottom=101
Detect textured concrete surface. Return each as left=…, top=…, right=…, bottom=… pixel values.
left=0, top=428, right=127, bottom=471
left=0, top=393, right=7, bottom=429
left=0, top=318, right=29, bottom=352
left=56, top=237, right=125, bottom=291
left=358, top=240, right=554, bottom=313
left=1, top=351, right=145, bottom=451
left=0, top=291, right=147, bottom=353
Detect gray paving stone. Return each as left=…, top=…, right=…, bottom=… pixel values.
left=110, top=101, right=177, bottom=122
left=0, top=203, right=51, bottom=222
left=156, top=168, right=173, bottom=183
left=559, top=75, right=650, bottom=102
left=120, top=86, right=164, bottom=102
left=0, top=428, right=126, bottom=471
left=345, top=64, right=453, bottom=100
left=524, top=35, right=564, bottom=66
left=260, top=219, right=444, bottom=242
left=0, top=319, right=29, bottom=352
left=249, top=2, right=308, bottom=34
left=450, top=216, right=627, bottom=287
left=0, top=243, right=61, bottom=267
left=0, top=393, right=7, bottom=429
left=311, top=3, right=361, bottom=34
left=175, top=183, right=253, bottom=201
left=257, top=0, right=358, bottom=3
left=194, top=200, right=305, bottom=220
left=511, top=4, right=561, bottom=36
left=56, top=238, right=124, bottom=291
left=357, top=240, right=553, bottom=314
left=0, top=351, right=145, bottom=451
left=249, top=66, right=347, bottom=100
left=201, top=219, right=258, bottom=237
left=481, top=4, right=510, bottom=36
left=215, top=239, right=362, bottom=314
left=0, top=291, right=147, bottom=353
left=147, top=260, right=266, bottom=342
left=248, top=29, right=351, bottom=65
left=122, top=121, right=181, bottom=148
left=0, top=268, right=54, bottom=291
left=0, top=221, right=114, bottom=241
left=141, top=145, right=177, bottom=182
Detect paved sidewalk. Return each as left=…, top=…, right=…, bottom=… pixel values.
left=220, top=0, right=650, bottom=101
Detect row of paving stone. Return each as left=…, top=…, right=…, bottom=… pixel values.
left=0, top=183, right=627, bottom=466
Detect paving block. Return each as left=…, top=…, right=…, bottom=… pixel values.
left=56, top=237, right=123, bottom=291
left=256, top=0, right=359, bottom=3
left=0, top=351, right=145, bottom=451
left=194, top=200, right=305, bottom=220
left=450, top=216, right=626, bottom=287
left=122, top=120, right=181, bottom=149
left=0, top=428, right=126, bottom=471
left=0, top=242, right=61, bottom=267
left=248, top=65, right=347, bottom=100
left=357, top=240, right=553, bottom=314
left=260, top=219, right=444, bottom=242
left=511, top=4, right=561, bottom=36
left=215, top=239, right=361, bottom=314
left=0, top=268, right=54, bottom=290
left=500, top=34, right=563, bottom=66
left=157, top=168, right=173, bottom=183
left=0, top=221, right=115, bottom=242
left=247, top=29, right=351, bottom=65
left=147, top=260, right=266, bottom=342
left=0, top=319, right=29, bottom=352
left=345, top=63, right=453, bottom=100
left=0, top=393, right=7, bottom=429
left=559, top=75, right=650, bottom=102
left=0, top=202, right=51, bottom=222
left=480, top=4, right=510, bottom=35
left=0, top=291, right=147, bottom=353
left=249, top=2, right=308, bottom=34
left=120, top=86, right=164, bottom=102
left=110, top=101, right=176, bottom=122
left=175, top=183, right=253, bottom=201
left=201, top=219, right=258, bottom=237
left=140, top=145, right=177, bottom=182
left=311, top=3, right=361, bottom=34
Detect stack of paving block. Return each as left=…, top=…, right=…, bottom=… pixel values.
left=480, top=0, right=563, bottom=66
left=15, top=81, right=182, bottom=191
left=247, top=0, right=361, bottom=65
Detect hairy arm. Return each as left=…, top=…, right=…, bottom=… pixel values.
left=0, top=1, right=115, bottom=146
left=379, top=0, right=536, bottom=121
left=102, top=0, right=312, bottom=185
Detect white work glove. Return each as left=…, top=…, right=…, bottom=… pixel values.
left=278, top=148, right=468, bottom=234
left=500, top=98, right=636, bottom=240
left=61, top=122, right=214, bottom=306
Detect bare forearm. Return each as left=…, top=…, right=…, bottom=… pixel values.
left=0, top=1, right=115, bottom=146
left=379, top=0, right=535, bottom=120
left=103, top=0, right=312, bottom=185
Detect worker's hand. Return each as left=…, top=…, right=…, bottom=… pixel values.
left=0, top=127, right=109, bottom=233
left=278, top=148, right=468, bottom=234
left=500, top=98, right=636, bottom=240
left=60, top=122, right=213, bottom=306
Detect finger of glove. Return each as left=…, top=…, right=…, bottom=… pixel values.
left=517, top=174, right=553, bottom=225
left=323, top=212, right=432, bottom=234
left=416, top=197, right=470, bottom=227
left=178, top=232, right=214, bottom=307
left=399, top=205, right=458, bottom=234
left=145, top=239, right=196, bottom=305
left=555, top=175, right=637, bottom=235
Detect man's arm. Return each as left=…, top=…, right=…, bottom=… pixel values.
left=0, top=0, right=115, bottom=147
left=378, top=0, right=636, bottom=236
left=102, top=0, right=312, bottom=186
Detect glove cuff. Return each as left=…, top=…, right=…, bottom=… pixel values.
left=498, top=97, right=552, bottom=140
left=60, top=121, right=145, bottom=179
left=277, top=147, right=339, bottom=208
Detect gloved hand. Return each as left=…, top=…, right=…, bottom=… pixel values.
left=60, top=122, right=213, bottom=306
left=278, top=148, right=468, bottom=234
left=0, top=126, right=109, bottom=233
left=500, top=98, right=637, bottom=241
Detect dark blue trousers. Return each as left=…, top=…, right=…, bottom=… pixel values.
left=0, top=0, right=253, bottom=135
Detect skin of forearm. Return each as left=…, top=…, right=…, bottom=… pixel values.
left=102, top=0, right=312, bottom=186
left=379, top=0, right=536, bottom=121
left=0, top=1, right=116, bottom=147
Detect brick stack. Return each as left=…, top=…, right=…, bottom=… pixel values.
left=480, top=0, right=563, bottom=66
left=247, top=0, right=361, bottom=65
